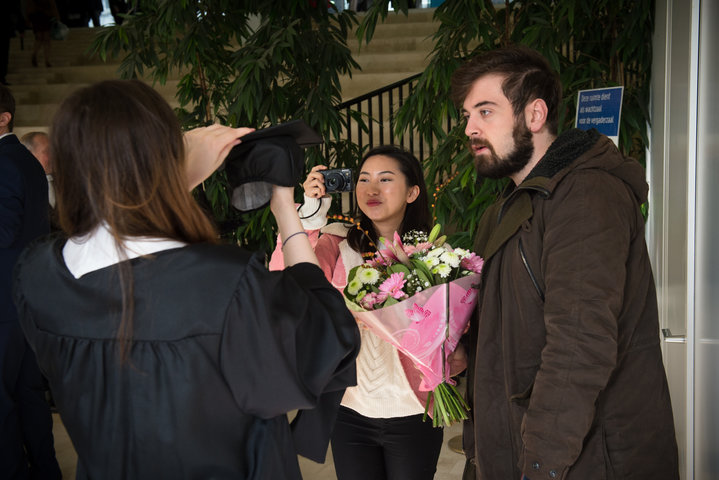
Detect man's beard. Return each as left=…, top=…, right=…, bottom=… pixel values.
left=471, top=118, right=534, bottom=179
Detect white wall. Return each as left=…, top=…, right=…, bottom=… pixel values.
left=649, top=1, right=719, bottom=478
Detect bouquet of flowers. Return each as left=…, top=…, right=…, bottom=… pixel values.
left=343, top=225, right=483, bottom=427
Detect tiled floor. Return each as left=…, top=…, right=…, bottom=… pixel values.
left=52, top=411, right=467, bottom=479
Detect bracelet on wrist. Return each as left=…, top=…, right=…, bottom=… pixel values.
left=282, top=231, right=308, bottom=249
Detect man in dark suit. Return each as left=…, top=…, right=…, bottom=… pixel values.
left=0, top=84, right=61, bottom=479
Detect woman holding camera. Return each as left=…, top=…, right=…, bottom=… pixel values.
left=13, top=79, right=361, bottom=480
left=271, top=146, right=461, bottom=480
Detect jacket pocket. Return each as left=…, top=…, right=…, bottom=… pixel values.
left=601, top=424, right=617, bottom=480
left=565, top=423, right=613, bottom=480
left=519, top=237, right=544, bottom=302
left=509, top=381, right=534, bottom=407
left=510, top=381, right=535, bottom=470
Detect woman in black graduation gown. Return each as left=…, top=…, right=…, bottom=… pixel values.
left=12, top=79, right=361, bottom=480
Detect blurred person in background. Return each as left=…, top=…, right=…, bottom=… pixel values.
left=20, top=131, right=54, bottom=209
left=24, top=0, right=60, bottom=67
left=0, top=82, right=61, bottom=480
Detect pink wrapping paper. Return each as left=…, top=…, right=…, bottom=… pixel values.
left=350, top=274, right=480, bottom=391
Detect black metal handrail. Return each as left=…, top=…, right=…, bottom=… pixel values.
left=334, top=72, right=454, bottom=161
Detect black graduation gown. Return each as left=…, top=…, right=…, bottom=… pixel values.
left=13, top=238, right=360, bottom=480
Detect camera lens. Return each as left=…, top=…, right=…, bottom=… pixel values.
left=326, top=174, right=341, bottom=189
left=324, top=172, right=345, bottom=191
left=320, top=169, right=352, bottom=194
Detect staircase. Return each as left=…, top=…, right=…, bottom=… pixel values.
left=6, top=9, right=439, bottom=138
left=341, top=8, right=437, bottom=99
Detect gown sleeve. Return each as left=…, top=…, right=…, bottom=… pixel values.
left=220, top=254, right=360, bottom=461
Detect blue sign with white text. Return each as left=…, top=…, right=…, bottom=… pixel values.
left=575, top=86, right=624, bottom=145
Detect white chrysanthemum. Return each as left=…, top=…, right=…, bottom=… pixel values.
left=453, top=248, right=469, bottom=258
left=426, top=247, right=445, bottom=258
left=347, top=278, right=363, bottom=295
left=358, top=267, right=380, bottom=285
left=439, top=251, right=460, bottom=268
left=421, top=255, right=440, bottom=268
left=433, top=263, right=452, bottom=278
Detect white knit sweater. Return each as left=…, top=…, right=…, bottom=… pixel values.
left=301, top=196, right=424, bottom=418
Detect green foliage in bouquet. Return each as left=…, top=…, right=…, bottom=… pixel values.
left=344, top=225, right=483, bottom=311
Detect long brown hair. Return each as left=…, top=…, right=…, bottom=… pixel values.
left=50, top=80, right=218, bottom=359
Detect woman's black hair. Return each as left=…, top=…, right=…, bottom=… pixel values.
left=347, top=145, right=431, bottom=254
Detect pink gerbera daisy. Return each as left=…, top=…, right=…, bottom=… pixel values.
left=461, top=253, right=484, bottom=274
left=379, top=272, right=407, bottom=299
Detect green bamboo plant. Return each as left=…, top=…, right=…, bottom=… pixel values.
left=90, top=0, right=361, bottom=251
left=359, top=0, right=654, bottom=247
left=90, top=0, right=654, bottom=251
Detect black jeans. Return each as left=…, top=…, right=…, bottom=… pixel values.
left=331, top=406, right=443, bottom=480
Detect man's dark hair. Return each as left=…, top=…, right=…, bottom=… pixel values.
left=0, top=84, right=16, bottom=131
left=450, top=45, right=562, bottom=135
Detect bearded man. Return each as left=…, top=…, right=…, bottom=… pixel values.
left=452, top=45, right=679, bottom=480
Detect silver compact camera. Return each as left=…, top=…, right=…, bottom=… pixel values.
left=320, top=168, right=354, bottom=193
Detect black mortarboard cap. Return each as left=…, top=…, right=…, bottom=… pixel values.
left=223, top=120, right=323, bottom=212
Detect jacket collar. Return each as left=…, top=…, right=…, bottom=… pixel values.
left=0, top=132, right=18, bottom=145
left=475, top=129, right=601, bottom=261
left=524, top=128, right=600, bottom=184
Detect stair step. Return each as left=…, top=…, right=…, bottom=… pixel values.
left=355, top=8, right=436, bottom=24
left=7, top=28, right=110, bottom=69
left=9, top=80, right=179, bottom=104
left=348, top=34, right=434, bottom=54
left=7, top=64, right=121, bottom=85
left=7, top=9, right=440, bottom=129
left=351, top=21, right=437, bottom=40
left=14, top=91, right=182, bottom=128
left=353, top=50, right=429, bottom=73
left=340, top=71, right=419, bottom=100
